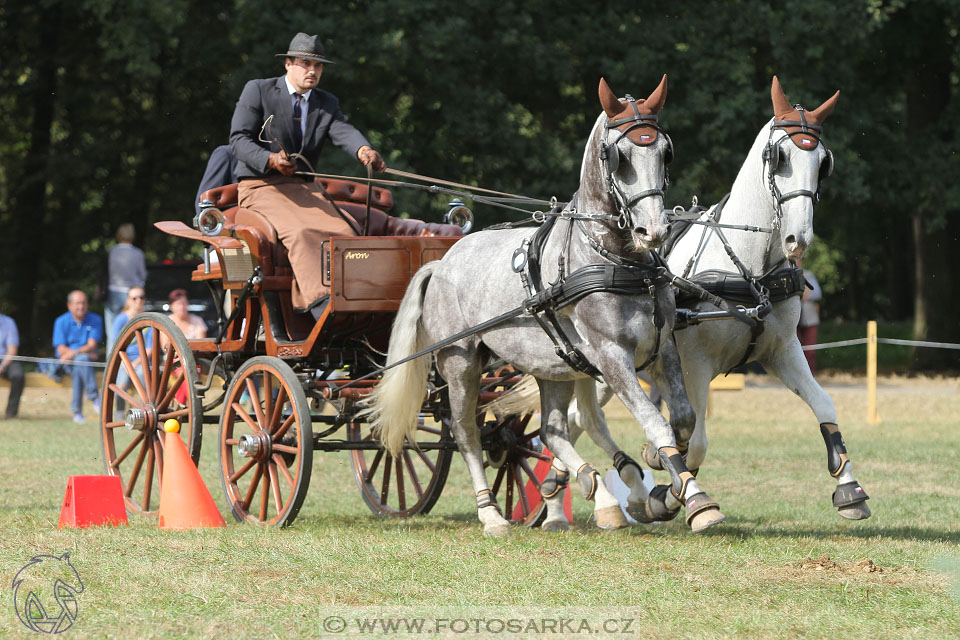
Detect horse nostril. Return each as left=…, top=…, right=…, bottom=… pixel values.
left=634, top=226, right=648, bottom=237
left=784, top=234, right=797, bottom=246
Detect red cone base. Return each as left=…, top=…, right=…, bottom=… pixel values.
left=58, top=475, right=128, bottom=529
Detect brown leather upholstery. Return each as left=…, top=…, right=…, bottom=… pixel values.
left=200, top=179, right=462, bottom=274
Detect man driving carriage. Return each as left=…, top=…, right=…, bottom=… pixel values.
left=230, top=32, right=386, bottom=319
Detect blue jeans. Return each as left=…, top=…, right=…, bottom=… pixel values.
left=66, top=353, right=99, bottom=415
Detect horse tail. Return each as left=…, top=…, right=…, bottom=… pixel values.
left=366, top=261, right=439, bottom=457
left=483, top=374, right=541, bottom=418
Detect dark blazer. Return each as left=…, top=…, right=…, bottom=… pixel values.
left=229, top=76, right=370, bottom=179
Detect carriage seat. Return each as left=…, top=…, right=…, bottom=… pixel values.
left=200, top=179, right=462, bottom=272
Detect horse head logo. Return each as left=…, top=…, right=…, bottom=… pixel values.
left=11, top=553, right=84, bottom=634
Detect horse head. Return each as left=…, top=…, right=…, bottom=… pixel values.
left=764, top=76, right=839, bottom=260
left=587, top=75, right=673, bottom=250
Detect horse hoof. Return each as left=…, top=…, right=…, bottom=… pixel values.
left=838, top=502, right=871, bottom=520
left=688, top=508, right=725, bottom=533
left=595, top=505, right=629, bottom=530
left=483, top=524, right=512, bottom=538
left=541, top=519, right=570, bottom=533
left=626, top=501, right=649, bottom=523
left=641, top=442, right=662, bottom=470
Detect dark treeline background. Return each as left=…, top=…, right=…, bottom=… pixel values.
left=2, top=0, right=958, bottom=367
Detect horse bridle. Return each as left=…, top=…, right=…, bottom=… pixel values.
left=600, top=95, right=673, bottom=231
left=762, top=105, right=834, bottom=228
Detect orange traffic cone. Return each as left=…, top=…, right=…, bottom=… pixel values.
left=158, top=419, right=225, bottom=530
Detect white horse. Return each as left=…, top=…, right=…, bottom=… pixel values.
left=504, top=76, right=871, bottom=525
left=365, top=76, right=726, bottom=536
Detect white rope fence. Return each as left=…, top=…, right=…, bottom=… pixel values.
left=803, top=338, right=960, bottom=351
left=3, top=355, right=106, bottom=367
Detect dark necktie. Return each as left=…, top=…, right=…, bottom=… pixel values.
left=292, top=94, right=304, bottom=151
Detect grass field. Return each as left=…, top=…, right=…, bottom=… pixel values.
left=1, top=375, right=959, bottom=639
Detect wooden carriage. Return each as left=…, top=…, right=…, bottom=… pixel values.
left=98, top=178, right=549, bottom=527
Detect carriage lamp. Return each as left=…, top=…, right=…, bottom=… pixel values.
left=445, top=199, right=474, bottom=233
left=194, top=206, right=225, bottom=236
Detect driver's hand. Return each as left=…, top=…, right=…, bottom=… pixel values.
left=268, top=152, right=296, bottom=176
left=357, top=146, right=386, bottom=172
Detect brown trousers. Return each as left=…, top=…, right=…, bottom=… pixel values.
left=238, top=176, right=358, bottom=310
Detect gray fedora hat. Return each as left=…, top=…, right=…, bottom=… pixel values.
left=276, top=32, right=335, bottom=64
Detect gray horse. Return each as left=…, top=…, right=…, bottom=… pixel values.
left=365, top=76, right=725, bottom=536
left=507, top=76, right=870, bottom=525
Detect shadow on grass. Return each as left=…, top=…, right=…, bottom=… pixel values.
left=694, top=515, right=960, bottom=543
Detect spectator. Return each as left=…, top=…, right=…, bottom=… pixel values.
left=0, top=312, right=25, bottom=419
left=53, top=290, right=103, bottom=423
left=796, top=256, right=823, bottom=375
left=195, top=145, right=238, bottom=215
left=168, top=289, right=207, bottom=339
left=105, top=223, right=147, bottom=355
left=112, top=286, right=151, bottom=419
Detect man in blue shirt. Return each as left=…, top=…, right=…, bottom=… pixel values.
left=53, top=290, right=103, bottom=423
left=0, top=312, right=25, bottom=419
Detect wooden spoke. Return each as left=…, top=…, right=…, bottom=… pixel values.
left=272, top=454, right=295, bottom=489
left=521, top=428, right=541, bottom=441
left=156, top=370, right=184, bottom=410
left=246, top=377, right=266, bottom=428
left=518, top=457, right=542, bottom=489
left=491, top=463, right=507, bottom=496
left=123, top=438, right=149, bottom=495
left=259, top=469, right=270, bottom=521
left=242, top=464, right=263, bottom=510
left=232, top=403, right=260, bottom=432
left=157, top=407, right=190, bottom=422
left=108, top=384, right=139, bottom=410
left=415, top=448, right=436, bottom=473
left=262, top=374, right=273, bottom=428
left=380, top=454, right=393, bottom=504
left=516, top=446, right=550, bottom=462
left=514, top=464, right=529, bottom=515
left=150, top=327, right=160, bottom=401
left=402, top=451, right=424, bottom=499
left=268, top=463, right=283, bottom=516
left=272, top=443, right=299, bottom=455
left=112, top=431, right=145, bottom=469
left=152, top=438, right=164, bottom=490
left=119, top=351, right=149, bottom=404
left=505, top=467, right=514, bottom=514
left=134, top=330, right=152, bottom=401
left=272, top=414, right=295, bottom=440
left=268, top=386, right=288, bottom=434
left=230, top=458, right=256, bottom=483
left=155, top=343, right=176, bottom=404
left=395, top=456, right=406, bottom=511
left=366, top=449, right=385, bottom=482
left=105, top=420, right=126, bottom=429
left=143, top=445, right=155, bottom=512
left=225, top=438, right=239, bottom=446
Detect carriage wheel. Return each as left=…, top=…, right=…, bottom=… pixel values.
left=348, top=406, right=453, bottom=518
left=483, top=414, right=550, bottom=527
left=99, top=312, right=203, bottom=516
left=219, top=356, right=312, bottom=527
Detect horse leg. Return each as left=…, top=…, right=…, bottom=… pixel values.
left=763, top=341, right=871, bottom=520
left=438, top=349, right=512, bottom=537
left=601, top=344, right=725, bottom=533
left=538, top=379, right=628, bottom=530
left=542, top=379, right=645, bottom=531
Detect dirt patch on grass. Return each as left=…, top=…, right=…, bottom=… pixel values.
left=797, top=555, right=883, bottom=573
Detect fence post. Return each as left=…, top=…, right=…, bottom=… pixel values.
left=866, top=320, right=880, bottom=424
